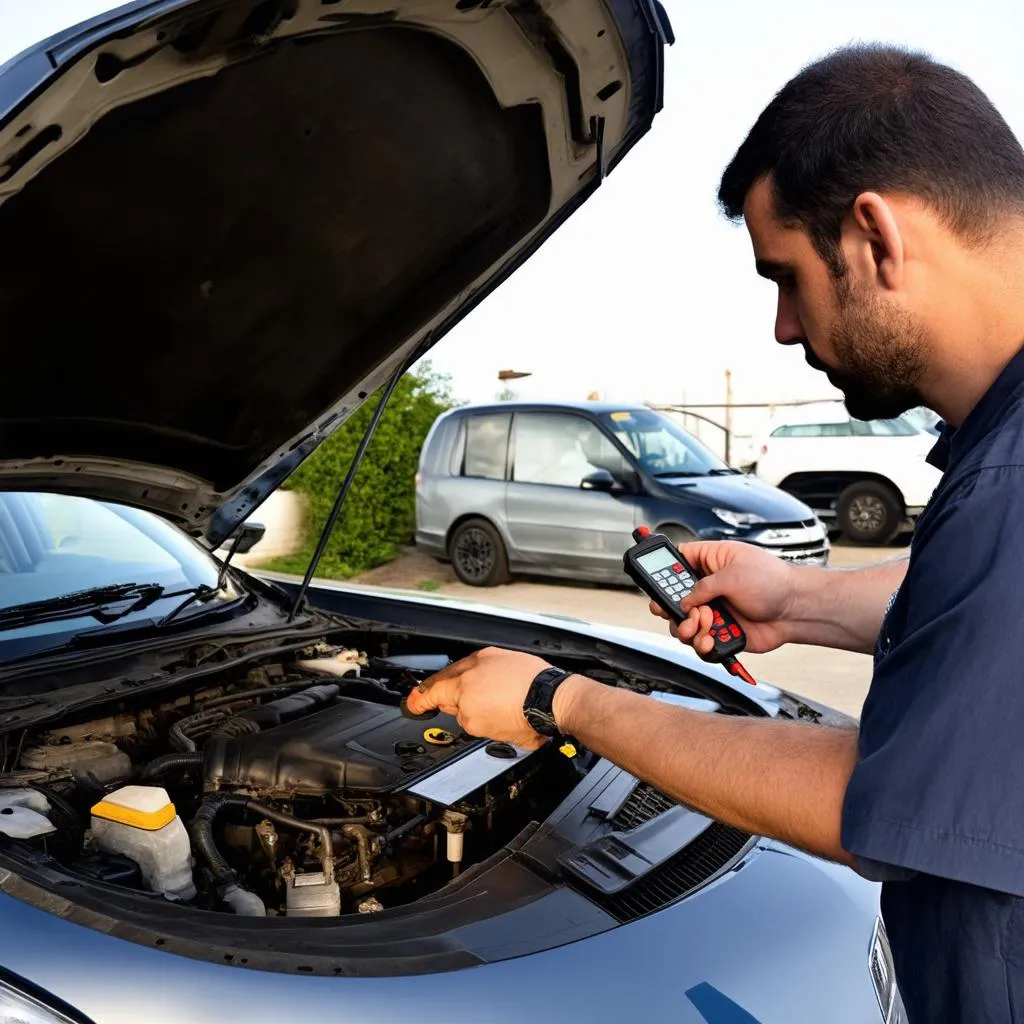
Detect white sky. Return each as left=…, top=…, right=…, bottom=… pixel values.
left=426, top=0, right=1024, bottom=408
left=3, top=0, right=1023, bottom=415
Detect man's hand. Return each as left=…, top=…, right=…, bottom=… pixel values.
left=404, top=647, right=555, bottom=748
left=651, top=540, right=911, bottom=657
left=651, top=541, right=799, bottom=655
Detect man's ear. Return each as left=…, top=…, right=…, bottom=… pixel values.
left=845, top=192, right=905, bottom=292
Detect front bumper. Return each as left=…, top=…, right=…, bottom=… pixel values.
left=702, top=521, right=830, bottom=566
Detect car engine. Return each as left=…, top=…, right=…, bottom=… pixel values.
left=0, top=644, right=583, bottom=917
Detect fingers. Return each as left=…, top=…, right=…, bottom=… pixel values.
left=660, top=602, right=715, bottom=655
left=405, top=674, right=460, bottom=715
left=680, top=574, right=727, bottom=614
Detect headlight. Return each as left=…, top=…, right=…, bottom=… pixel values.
left=869, top=917, right=899, bottom=1021
left=711, top=508, right=767, bottom=528
left=0, top=974, right=90, bottom=1024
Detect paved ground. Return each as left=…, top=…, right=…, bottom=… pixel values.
left=346, top=538, right=910, bottom=720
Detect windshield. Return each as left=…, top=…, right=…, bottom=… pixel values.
left=599, top=410, right=731, bottom=476
left=0, top=492, right=242, bottom=658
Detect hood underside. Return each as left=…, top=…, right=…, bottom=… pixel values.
left=0, top=0, right=670, bottom=545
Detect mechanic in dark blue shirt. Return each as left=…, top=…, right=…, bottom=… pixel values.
left=408, top=44, right=1024, bottom=1019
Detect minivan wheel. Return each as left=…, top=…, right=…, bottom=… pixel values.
left=836, top=481, right=901, bottom=545
left=449, top=518, right=510, bottom=586
left=661, top=525, right=696, bottom=548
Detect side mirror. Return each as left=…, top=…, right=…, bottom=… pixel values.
left=228, top=521, right=266, bottom=554
left=581, top=469, right=620, bottom=492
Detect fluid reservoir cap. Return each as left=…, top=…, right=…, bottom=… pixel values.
left=423, top=727, right=455, bottom=746
left=91, top=785, right=176, bottom=831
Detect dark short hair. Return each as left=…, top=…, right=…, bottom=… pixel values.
left=718, top=44, right=1024, bottom=273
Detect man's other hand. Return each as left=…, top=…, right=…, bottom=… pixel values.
left=404, top=647, right=556, bottom=748
left=650, top=540, right=799, bottom=656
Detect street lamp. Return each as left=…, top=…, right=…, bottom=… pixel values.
left=497, top=369, right=532, bottom=381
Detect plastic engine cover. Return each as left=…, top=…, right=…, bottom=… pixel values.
left=202, top=696, right=473, bottom=796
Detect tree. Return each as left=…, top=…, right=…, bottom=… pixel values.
left=496, top=387, right=518, bottom=401
left=263, top=361, right=457, bottom=578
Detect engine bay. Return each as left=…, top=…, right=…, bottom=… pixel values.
left=0, top=640, right=591, bottom=918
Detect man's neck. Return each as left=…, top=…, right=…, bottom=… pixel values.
left=919, top=238, right=1024, bottom=427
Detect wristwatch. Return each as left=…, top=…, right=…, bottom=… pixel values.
left=522, top=666, right=575, bottom=738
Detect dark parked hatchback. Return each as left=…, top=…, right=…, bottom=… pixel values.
left=416, top=402, right=829, bottom=586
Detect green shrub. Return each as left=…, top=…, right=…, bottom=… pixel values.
left=262, top=361, right=456, bottom=579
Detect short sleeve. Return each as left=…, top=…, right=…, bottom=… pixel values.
left=841, top=466, right=1024, bottom=897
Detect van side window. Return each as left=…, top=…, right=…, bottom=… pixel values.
left=851, top=417, right=918, bottom=437
left=512, top=413, right=626, bottom=487
left=462, top=413, right=511, bottom=480
left=421, top=417, right=458, bottom=476
left=771, top=423, right=853, bottom=438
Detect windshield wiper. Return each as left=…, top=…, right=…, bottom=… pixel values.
left=157, top=583, right=224, bottom=626
left=0, top=582, right=166, bottom=631
left=707, top=467, right=742, bottom=475
left=651, top=470, right=706, bottom=478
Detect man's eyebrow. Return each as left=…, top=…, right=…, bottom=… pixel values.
left=755, top=259, right=791, bottom=280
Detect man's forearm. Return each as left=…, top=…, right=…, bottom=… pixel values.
left=784, top=554, right=909, bottom=654
left=554, top=674, right=860, bottom=866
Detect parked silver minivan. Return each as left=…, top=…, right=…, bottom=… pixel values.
left=416, top=401, right=829, bottom=586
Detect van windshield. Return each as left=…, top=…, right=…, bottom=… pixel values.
left=600, top=410, right=733, bottom=477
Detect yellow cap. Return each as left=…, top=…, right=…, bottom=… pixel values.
left=91, top=785, right=176, bottom=831
left=559, top=742, right=578, bottom=758
left=423, top=727, right=455, bottom=746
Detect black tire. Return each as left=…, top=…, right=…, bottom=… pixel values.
left=660, top=525, right=697, bottom=548
left=449, top=518, right=510, bottom=587
left=836, top=481, right=902, bottom=545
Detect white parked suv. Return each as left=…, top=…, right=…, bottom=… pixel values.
left=754, top=403, right=942, bottom=544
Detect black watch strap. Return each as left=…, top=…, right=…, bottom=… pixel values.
left=523, top=667, right=574, bottom=738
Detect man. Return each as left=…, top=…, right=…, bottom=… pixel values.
left=407, top=44, right=1024, bottom=1019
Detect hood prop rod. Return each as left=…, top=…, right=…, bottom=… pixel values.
left=288, top=359, right=410, bottom=622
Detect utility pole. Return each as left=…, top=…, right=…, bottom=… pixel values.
left=724, top=368, right=733, bottom=465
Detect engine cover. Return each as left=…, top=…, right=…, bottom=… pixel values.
left=202, top=696, right=473, bottom=797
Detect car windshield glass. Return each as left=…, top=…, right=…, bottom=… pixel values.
left=0, top=492, right=241, bottom=661
left=600, top=410, right=729, bottom=476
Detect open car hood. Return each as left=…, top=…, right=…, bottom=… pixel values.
left=0, top=0, right=671, bottom=547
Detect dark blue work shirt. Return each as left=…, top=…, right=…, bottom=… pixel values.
left=842, top=346, right=1024, bottom=1021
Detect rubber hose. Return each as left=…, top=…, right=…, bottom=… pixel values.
left=190, top=795, right=336, bottom=909
left=189, top=793, right=249, bottom=887
left=241, top=800, right=334, bottom=879
left=138, top=751, right=204, bottom=781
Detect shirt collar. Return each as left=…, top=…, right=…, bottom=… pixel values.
left=926, top=344, right=1024, bottom=472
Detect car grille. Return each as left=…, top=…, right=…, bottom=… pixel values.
left=772, top=542, right=829, bottom=563
left=747, top=518, right=828, bottom=563
left=611, top=782, right=676, bottom=830
left=597, top=822, right=753, bottom=923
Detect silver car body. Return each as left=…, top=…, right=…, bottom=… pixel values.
left=416, top=402, right=830, bottom=585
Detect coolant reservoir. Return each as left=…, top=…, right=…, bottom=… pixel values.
left=0, top=789, right=56, bottom=840
left=90, top=785, right=196, bottom=900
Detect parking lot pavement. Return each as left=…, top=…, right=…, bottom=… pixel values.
left=348, top=541, right=908, bottom=720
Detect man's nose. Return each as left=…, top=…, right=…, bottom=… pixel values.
left=775, top=291, right=804, bottom=346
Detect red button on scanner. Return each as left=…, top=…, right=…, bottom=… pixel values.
left=671, top=562, right=684, bottom=573
left=713, top=613, right=724, bottom=626
left=729, top=624, right=742, bottom=638
left=717, top=630, right=731, bottom=642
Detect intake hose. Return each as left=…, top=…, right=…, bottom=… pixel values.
left=190, top=794, right=249, bottom=889
left=138, top=751, right=204, bottom=781
left=189, top=794, right=336, bottom=915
